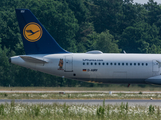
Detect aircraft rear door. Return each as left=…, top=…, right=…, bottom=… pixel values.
left=65, top=56, right=73, bottom=72
left=152, top=60, right=159, bottom=72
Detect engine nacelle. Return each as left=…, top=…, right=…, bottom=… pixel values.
left=145, top=75, right=161, bottom=85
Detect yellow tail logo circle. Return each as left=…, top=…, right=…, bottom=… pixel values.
left=23, top=22, right=43, bottom=42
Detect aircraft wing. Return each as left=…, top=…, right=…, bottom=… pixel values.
left=20, top=56, right=48, bottom=64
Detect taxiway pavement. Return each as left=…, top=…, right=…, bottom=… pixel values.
left=0, top=99, right=161, bottom=106
left=0, top=91, right=161, bottom=93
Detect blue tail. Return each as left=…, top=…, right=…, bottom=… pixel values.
left=16, top=9, right=69, bottom=54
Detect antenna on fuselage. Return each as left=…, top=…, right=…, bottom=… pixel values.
left=123, top=50, right=126, bottom=54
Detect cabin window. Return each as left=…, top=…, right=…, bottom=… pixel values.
left=134, top=63, right=136, bottom=65
left=130, top=63, right=132, bottom=66
left=118, top=63, right=120, bottom=65
left=122, top=63, right=124, bottom=66
left=91, top=62, right=93, bottom=65
left=146, top=63, right=148, bottom=66
left=95, top=62, right=97, bottom=65
left=87, top=62, right=89, bottom=65
left=126, top=63, right=128, bottom=66
left=98, top=63, right=101, bottom=65
left=114, top=63, right=116, bottom=65
left=106, top=63, right=108, bottom=65
left=138, top=63, right=140, bottom=66
left=142, top=63, right=144, bottom=66
left=83, top=62, right=85, bottom=65
left=110, top=63, right=113, bottom=65
left=102, top=63, right=105, bottom=65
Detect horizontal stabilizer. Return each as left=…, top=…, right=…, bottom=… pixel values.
left=20, top=56, right=48, bottom=64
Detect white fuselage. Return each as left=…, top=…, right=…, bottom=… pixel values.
left=11, top=53, right=161, bottom=84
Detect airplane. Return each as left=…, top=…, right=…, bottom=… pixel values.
left=10, top=9, right=161, bottom=85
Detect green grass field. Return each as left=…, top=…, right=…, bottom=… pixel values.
left=0, top=86, right=159, bottom=119
left=0, top=92, right=158, bottom=100
left=0, top=85, right=159, bottom=100
left=0, top=85, right=161, bottom=91
left=0, top=100, right=159, bottom=120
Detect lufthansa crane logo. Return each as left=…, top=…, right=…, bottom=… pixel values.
left=23, top=22, right=43, bottom=42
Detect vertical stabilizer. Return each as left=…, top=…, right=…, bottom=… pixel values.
left=16, top=9, right=69, bottom=54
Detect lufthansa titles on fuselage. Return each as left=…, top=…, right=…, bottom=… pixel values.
left=82, top=69, right=98, bottom=72
left=82, top=59, right=103, bottom=61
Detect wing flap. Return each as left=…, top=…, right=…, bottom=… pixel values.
left=20, top=56, right=48, bottom=64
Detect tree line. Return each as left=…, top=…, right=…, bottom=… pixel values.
left=0, top=0, right=161, bottom=87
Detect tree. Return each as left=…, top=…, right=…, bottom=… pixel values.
left=144, top=0, right=161, bottom=25
left=66, top=0, right=89, bottom=24
left=0, top=10, right=21, bottom=51
left=90, top=0, right=123, bottom=35
left=120, top=22, right=161, bottom=53
left=30, top=1, right=79, bottom=52
left=89, top=30, right=121, bottom=53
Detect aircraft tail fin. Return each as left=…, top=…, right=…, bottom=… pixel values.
left=16, top=9, right=69, bottom=54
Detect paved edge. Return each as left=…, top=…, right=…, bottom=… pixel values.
left=0, top=91, right=160, bottom=93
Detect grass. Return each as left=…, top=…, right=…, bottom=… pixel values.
left=0, top=100, right=160, bottom=120
left=0, top=86, right=160, bottom=99
left=0, top=93, right=159, bottom=99
left=1, top=85, right=161, bottom=91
